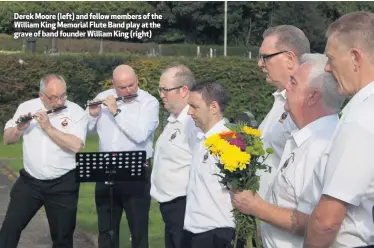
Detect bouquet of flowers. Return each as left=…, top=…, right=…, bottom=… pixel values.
left=204, top=122, right=274, bottom=248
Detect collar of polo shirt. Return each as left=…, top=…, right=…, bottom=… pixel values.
left=198, top=119, right=226, bottom=141
left=167, top=105, right=190, bottom=123
left=291, top=114, right=339, bottom=148
left=273, top=89, right=287, bottom=100
left=38, top=98, right=48, bottom=111
left=341, top=81, right=374, bottom=118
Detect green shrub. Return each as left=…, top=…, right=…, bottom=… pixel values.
left=0, top=54, right=275, bottom=130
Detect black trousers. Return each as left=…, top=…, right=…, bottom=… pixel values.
left=95, top=181, right=151, bottom=248
left=182, top=227, right=245, bottom=248
left=0, top=169, right=79, bottom=248
left=159, top=196, right=186, bottom=248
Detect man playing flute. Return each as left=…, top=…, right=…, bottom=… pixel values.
left=0, top=74, right=88, bottom=248
left=87, top=65, right=159, bottom=248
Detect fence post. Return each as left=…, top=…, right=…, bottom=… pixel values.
left=248, top=51, right=252, bottom=59
left=158, top=44, right=162, bottom=56
left=26, top=38, right=37, bottom=54
left=22, top=38, right=26, bottom=52
left=210, top=48, right=213, bottom=58
left=99, top=39, right=103, bottom=54
left=197, top=46, right=200, bottom=58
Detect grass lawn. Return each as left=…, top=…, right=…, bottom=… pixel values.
left=0, top=135, right=165, bottom=248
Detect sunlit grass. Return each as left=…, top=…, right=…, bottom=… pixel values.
left=0, top=134, right=165, bottom=248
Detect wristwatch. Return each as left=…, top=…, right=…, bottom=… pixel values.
left=113, top=109, right=121, bottom=117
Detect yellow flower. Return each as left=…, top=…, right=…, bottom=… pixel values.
left=220, top=146, right=251, bottom=172
left=204, top=134, right=231, bottom=156
left=243, top=126, right=262, bottom=137
left=204, top=131, right=251, bottom=172
left=204, top=134, right=221, bottom=147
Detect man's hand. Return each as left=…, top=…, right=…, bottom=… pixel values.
left=105, top=95, right=118, bottom=115
left=34, top=111, right=52, bottom=131
left=230, top=190, right=262, bottom=215
left=88, top=99, right=102, bottom=118
left=16, top=113, right=32, bottom=131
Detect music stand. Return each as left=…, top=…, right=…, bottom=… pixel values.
left=75, top=150, right=147, bottom=248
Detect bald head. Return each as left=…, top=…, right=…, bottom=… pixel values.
left=161, top=64, right=196, bottom=89
left=113, top=65, right=136, bottom=79
left=112, top=65, right=138, bottom=96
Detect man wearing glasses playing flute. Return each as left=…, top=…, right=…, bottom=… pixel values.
left=0, top=74, right=88, bottom=248
left=87, top=65, right=159, bottom=248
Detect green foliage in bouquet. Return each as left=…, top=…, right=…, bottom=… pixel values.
left=204, top=122, right=274, bottom=248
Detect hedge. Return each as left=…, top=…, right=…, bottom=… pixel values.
left=0, top=34, right=258, bottom=57
left=0, top=54, right=275, bottom=131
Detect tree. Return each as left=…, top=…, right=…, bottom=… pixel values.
left=271, top=2, right=328, bottom=52
left=226, top=2, right=272, bottom=47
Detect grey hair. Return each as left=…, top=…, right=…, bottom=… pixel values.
left=39, top=74, right=66, bottom=93
left=263, top=25, right=310, bottom=61
left=162, top=64, right=196, bottom=89
left=300, top=53, right=346, bottom=113
left=326, top=11, right=374, bottom=63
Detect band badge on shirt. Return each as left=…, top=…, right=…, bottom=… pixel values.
left=60, top=117, right=71, bottom=129
left=169, top=128, right=181, bottom=141
left=203, top=151, right=209, bottom=163
left=281, top=152, right=295, bottom=171
left=279, top=112, right=288, bottom=124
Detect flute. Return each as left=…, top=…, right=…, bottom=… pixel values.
left=15, top=105, right=67, bottom=124
left=85, top=94, right=138, bottom=107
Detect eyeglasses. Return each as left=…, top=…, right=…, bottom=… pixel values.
left=158, top=86, right=183, bottom=94
left=259, top=51, right=289, bottom=64
left=43, top=92, right=67, bottom=102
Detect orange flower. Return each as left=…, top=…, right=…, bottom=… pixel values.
left=219, top=131, right=237, bottom=139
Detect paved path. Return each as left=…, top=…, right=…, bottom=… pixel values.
left=0, top=163, right=95, bottom=248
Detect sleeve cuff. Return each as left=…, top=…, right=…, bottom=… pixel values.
left=322, top=188, right=360, bottom=206
left=297, top=201, right=313, bottom=215
left=4, top=119, right=16, bottom=130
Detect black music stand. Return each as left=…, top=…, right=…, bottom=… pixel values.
left=75, top=150, right=147, bottom=248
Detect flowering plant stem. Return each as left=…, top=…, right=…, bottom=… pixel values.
left=204, top=123, right=273, bottom=248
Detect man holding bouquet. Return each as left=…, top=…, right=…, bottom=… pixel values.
left=230, top=53, right=345, bottom=248
left=182, top=81, right=244, bottom=248
left=257, top=25, right=310, bottom=198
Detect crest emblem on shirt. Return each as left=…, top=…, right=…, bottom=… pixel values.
left=169, top=129, right=181, bottom=141
left=203, top=151, right=209, bottom=163
left=60, top=117, right=71, bottom=128
left=281, top=152, right=295, bottom=171
left=279, top=112, right=288, bottom=124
